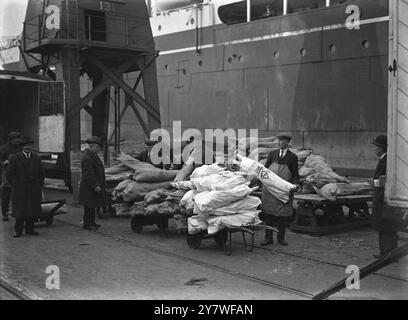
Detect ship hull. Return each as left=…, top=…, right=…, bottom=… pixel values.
left=153, top=0, right=389, bottom=173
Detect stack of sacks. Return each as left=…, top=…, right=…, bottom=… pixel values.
left=299, top=154, right=350, bottom=188
left=298, top=154, right=372, bottom=200
left=177, top=164, right=262, bottom=235
left=110, top=153, right=180, bottom=202
left=113, top=180, right=171, bottom=202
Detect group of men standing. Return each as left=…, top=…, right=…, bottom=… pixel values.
left=0, top=132, right=108, bottom=235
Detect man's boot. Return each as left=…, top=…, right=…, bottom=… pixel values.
left=277, top=226, right=288, bottom=246
left=261, top=230, right=274, bottom=246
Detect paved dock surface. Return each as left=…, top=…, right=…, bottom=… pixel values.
left=0, top=188, right=407, bottom=300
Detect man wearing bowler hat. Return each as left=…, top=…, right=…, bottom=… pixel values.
left=260, top=132, right=300, bottom=246
left=0, top=131, right=22, bottom=221
left=371, top=135, right=402, bottom=259
left=6, top=136, right=44, bottom=237
left=79, top=136, right=107, bottom=230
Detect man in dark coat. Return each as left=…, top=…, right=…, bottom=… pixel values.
left=0, top=131, right=22, bottom=221
left=371, top=135, right=402, bottom=258
left=6, top=137, right=44, bottom=237
left=261, top=132, right=300, bottom=246
left=79, top=136, right=107, bottom=230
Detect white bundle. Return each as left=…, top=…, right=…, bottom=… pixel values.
left=191, top=171, right=246, bottom=192
left=180, top=190, right=199, bottom=210
left=207, top=211, right=262, bottom=235
left=211, top=196, right=261, bottom=216
left=193, top=184, right=255, bottom=215
left=236, top=155, right=296, bottom=203
left=187, top=215, right=209, bottom=235
left=190, top=163, right=225, bottom=179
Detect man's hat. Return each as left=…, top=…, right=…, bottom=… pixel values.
left=85, top=136, right=103, bottom=146
left=19, top=136, right=34, bottom=146
left=277, top=132, right=292, bottom=140
left=372, top=135, right=387, bottom=149
left=8, top=131, right=21, bottom=140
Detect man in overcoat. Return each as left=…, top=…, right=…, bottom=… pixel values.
left=261, top=132, right=300, bottom=246
left=0, top=131, right=22, bottom=221
left=79, top=136, right=107, bottom=230
left=371, top=135, right=402, bottom=258
left=6, top=137, right=44, bottom=237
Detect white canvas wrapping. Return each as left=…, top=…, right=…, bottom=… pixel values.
left=207, top=211, right=262, bottom=235
left=211, top=196, right=262, bottom=216
left=191, top=171, right=246, bottom=192
left=193, top=184, right=254, bottom=214
left=187, top=215, right=209, bottom=234
left=237, top=155, right=296, bottom=203
left=190, top=163, right=225, bottom=179
left=180, top=190, right=198, bottom=210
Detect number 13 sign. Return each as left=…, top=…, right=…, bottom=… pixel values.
left=100, top=1, right=115, bottom=12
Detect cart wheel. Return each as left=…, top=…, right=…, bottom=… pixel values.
left=214, top=229, right=228, bottom=247
left=131, top=217, right=144, bottom=233
left=186, top=234, right=202, bottom=249
left=45, top=215, right=54, bottom=226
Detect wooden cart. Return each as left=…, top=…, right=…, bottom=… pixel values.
left=291, top=194, right=372, bottom=236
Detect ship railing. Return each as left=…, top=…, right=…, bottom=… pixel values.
left=22, top=12, right=149, bottom=51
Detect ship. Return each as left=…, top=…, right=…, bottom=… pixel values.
left=148, top=0, right=390, bottom=175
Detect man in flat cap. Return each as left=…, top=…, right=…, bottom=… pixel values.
left=261, top=132, right=300, bottom=246
left=79, top=136, right=107, bottom=230
left=6, top=137, right=44, bottom=237
left=371, top=135, right=403, bottom=259
left=0, top=132, right=22, bottom=221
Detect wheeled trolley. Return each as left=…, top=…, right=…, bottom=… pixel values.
left=186, top=224, right=278, bottom=256
left=291, top=194, right=372, bottom=236
left=37, top=199, right=66, bottom=226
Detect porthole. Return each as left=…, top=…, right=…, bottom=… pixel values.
left=238, top=56, right=244, bottom=63
left=329, top=44, right=337, bottom=53
left=164, top=64, right=168, bottom=70
left=227, top=57, right=233, bottom=63
left=198, top=60, right=203, bottom=66
left=158, top=25, right=162, bottom=31
left=362, top=40, right=370, bottom=49
left=300, top=48, right=307, bottom=56
left=273, top=51, right=279, bottom=59
left=190, top=18, right=195, bottom=25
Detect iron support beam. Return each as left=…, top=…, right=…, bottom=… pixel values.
left=88, top=55, right=160, bottom=122
left=68, top=55, right=140, bottom=119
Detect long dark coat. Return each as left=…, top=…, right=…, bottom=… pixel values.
left=262, top=149, right=299, bottom=217
left=6, top=152, right=44, bottom=218
left=371, top=154, right=402, bottom=232
left=78, top=149, right=107, bottom=208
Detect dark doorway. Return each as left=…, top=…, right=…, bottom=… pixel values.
left=84, top=10, right=106, bottom=41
